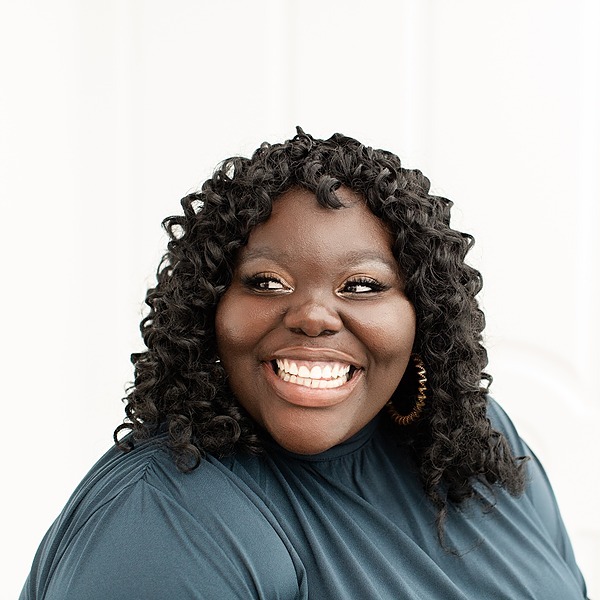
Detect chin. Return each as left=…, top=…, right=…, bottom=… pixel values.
left=277, top=437, right=336, bottom=455
left=266, top=415, right=355, bottom=456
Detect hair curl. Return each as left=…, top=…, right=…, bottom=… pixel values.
left=115, top=128, right=526, bottom=539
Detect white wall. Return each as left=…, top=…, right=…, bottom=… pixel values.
left=2, top=0, right=598, bottom=597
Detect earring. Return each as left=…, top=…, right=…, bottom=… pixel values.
left=386, top=354, right=427, bottom=426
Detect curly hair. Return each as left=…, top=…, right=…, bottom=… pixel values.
left=115, top=127, right=526, bottom=539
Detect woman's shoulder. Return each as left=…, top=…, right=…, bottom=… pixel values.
left=21, top=437, right=305, bottom=600
left=483, top=396, right=587, bottom=595
left=485, top=396, right=522, bottom=442
left=52, top=435, right=271, bottom=523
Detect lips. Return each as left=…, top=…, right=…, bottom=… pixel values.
left=262, top=346, right=363, bottom=407
left=272, top=358, right=356, bottom=389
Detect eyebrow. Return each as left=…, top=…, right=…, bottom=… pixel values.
left=240, top=247, right=399, bottom=272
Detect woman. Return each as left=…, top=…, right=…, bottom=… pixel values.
left=21, top=129, right=588, bottom=599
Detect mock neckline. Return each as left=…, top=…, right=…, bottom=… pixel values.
left=263, top=414, right=381, bottom=462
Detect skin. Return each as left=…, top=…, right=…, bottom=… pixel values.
left=215, top=186, right=416, bottom=454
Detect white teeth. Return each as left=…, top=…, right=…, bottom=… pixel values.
left=298, top=365, right=311, bottom=378
left=274, top=358, right=355, bottom=389
left=288, top=376, right=346, bottom=389
left=310, top=365, right=322, bottom=379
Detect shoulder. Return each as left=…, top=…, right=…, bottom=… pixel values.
left=485, top=396, right=528, bottom=454
left=484, top=396, right=555, bottom=507
left=22, top=438, right=304, bottom=600
left=483, top=397, right=587, bottom=595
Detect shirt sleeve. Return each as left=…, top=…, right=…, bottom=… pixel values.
left=21, top=465, right=303, bottom=600
left=486, top=398, right=589, bottom=599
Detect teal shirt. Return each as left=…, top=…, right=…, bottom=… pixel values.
left=21, top=399, right=587, bottom=599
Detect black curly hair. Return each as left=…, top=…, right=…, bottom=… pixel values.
left=115, top=127, right=526, bottom=539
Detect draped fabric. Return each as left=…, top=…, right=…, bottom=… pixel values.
left=21, top=399, right=587, bottom=599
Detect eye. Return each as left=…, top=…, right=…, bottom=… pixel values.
left=339, top=277, right=387, bottom=295
left=241, top=273, right=293, bottom=293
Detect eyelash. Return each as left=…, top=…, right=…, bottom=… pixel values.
left=242, top=274, right=387, bottom=295
left=242, top=274, right=290, bottom=292
left=340, top=277, right=387, bottom=294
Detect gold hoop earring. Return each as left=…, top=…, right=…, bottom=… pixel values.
left=386, top=354, right=427, bottom=426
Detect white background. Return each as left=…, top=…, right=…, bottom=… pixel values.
left=1, top=1, right=598, bottom=597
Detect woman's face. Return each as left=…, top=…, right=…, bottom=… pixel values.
left=215, top=187, right=416, bottom=454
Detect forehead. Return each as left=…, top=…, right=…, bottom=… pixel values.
left=241, top=186, right=391, bottom=255
left=237, top=188, right=398, bottom=274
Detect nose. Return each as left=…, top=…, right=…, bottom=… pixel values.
left=283, top=294, right=343, bottom=337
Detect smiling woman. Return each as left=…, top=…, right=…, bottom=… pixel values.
left=20, top=130, right=588, bottom=599
left=216, top=187, right=416, bottom=455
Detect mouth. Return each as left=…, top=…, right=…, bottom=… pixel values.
left=270, top=358, right=358, bottom=389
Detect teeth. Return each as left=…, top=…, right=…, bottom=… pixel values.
left=310, top=366, right=322, bottom=379
left=288, top=375, right=346, bottom=389
left=298, top=365, right=311, bottom=378
left=274, top=358, right=354, bottom=388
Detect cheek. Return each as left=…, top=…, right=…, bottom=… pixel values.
left=356, top=300, right=417, bottom=361
left=214, top=297, right=250, bottom=400
left=215, top=293, right=249, bottom=358
left=215, top=291, right=279, bottom=358
left=214, top=293, right=269, bottom=423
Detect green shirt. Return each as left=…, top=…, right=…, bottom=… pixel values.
left=21, top=399, right=588, bottom=599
